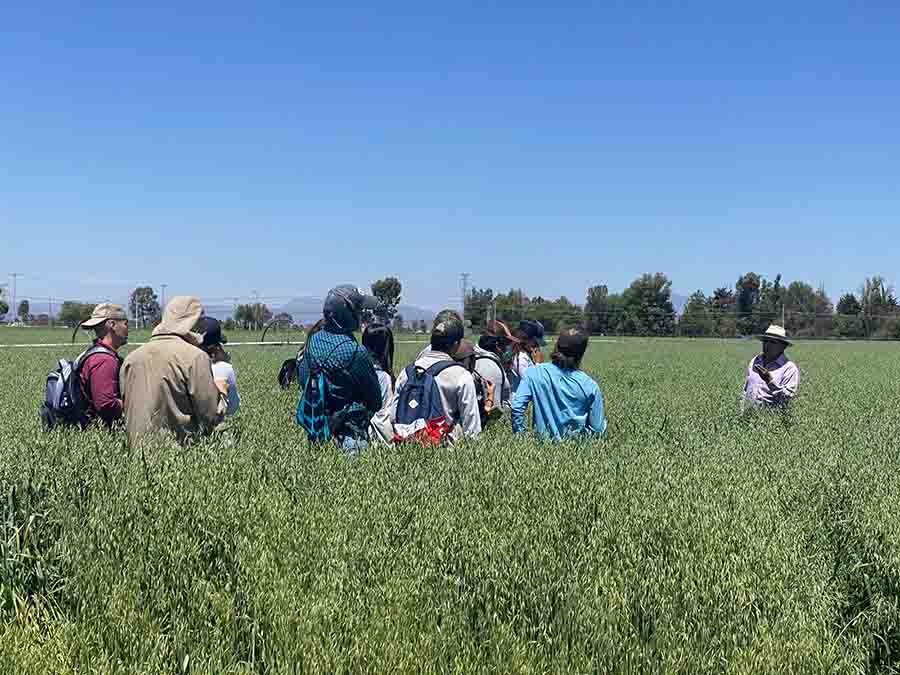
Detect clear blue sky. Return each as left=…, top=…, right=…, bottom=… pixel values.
left=3, top=1, right=899, bottom=310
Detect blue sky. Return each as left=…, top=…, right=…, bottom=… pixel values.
left=3, top=1, right=899, bottom=310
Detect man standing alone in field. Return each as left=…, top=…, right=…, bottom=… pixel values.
left=743, top=325, right=800, bottom=408
left=120, top=296, right=226, bottom=447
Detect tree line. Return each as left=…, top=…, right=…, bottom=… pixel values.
left=466, top=273, right=900, bottom=340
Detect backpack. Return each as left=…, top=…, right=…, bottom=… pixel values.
left=474, top=352, right=509, bottom=407
left=393, top=361, right=464, bottom=444
left=295, top=358, right=332, bottom=443
left=278, top=355, right=299, bottom=389
left=40, top=345, right=115, bottom=430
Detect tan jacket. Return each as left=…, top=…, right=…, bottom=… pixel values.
left=120, top=296, right=225, bottom=447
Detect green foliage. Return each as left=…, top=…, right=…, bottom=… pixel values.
left=371, top=277, right=403, bottom=323
left=4, top=339, right=900, bottom=671
left=57, top=302, right=96, bottom=327
left=618, top=273, right=676, bottom=336
left=234, top=303, right=272, bottom=330
left=128, top=287, right=161, bottom=328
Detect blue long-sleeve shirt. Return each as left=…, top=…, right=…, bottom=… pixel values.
left=511, top=363, right=607, bottom=440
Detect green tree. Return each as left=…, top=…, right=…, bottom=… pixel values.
left=392, top=314, right=405, bottom=332
left=0, top=299, right=8, bottom=319
left=836, top=293, right=862, bottom=316
left=710, top=287, right=736, bottom=337
left=585, top=285, right=612, bottom=335
left=679, top=291, right=714, bottom=337
left=494, top=289, right=530, bottom=326
left=129, top=286, right=161, bottom=328
left=465, top=288, right=494, bottom=329
left=58, top=301, right=96, bottom=327
left=370, top=277, right=402, bottom=324
left=235, top=303, right=272, bottom=330
left=735, top=273, right=762, bottom=336
left=17, top=300, right=30, bottom=323
left=619, top=273, right=676, bottom=336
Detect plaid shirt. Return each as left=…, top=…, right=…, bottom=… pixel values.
left=297, top=329, right=382, bottom=440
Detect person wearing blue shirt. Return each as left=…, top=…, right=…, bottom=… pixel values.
left=511, top=328, right=607, bottom=440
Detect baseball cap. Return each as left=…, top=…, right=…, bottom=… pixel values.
left=555, top=328, right=589, bottom=360
left=197, top=316, right=228, bottom=349
left=324, top=285, right=379, bottom=316
left=81, top=303, right=127, bottom=328
left=518, top=319, right=547, bottom=346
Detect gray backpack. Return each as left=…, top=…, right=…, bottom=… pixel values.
left=40, top=345, right=115, bottom=430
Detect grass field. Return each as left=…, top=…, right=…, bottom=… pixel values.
left=2, top=334, right=900, bottom=673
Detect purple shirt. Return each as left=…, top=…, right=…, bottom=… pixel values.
left=743, top=354, right=799, bottom=407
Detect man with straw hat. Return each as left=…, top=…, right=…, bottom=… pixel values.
left=743, top=324, right=800, bottom=408
left=120, top=296, right=226, bottom=447
left=76, top=303, right=129, bottom=427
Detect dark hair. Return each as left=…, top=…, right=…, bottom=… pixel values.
left=363, top=323, right=395, bottom=386
left=431, top=334, right=460, bottom=354
left=513, top=329, right=538, bottom=352
left=551, top=350, right=582, bottom=370
left=478, top=334, right=509, bottom=355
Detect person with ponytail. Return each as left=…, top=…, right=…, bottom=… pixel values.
left=511, top=328, right=607, bottom=441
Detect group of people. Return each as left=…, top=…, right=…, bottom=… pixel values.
left=57, top=284, right=800, bottom=449
left=58, top=297, right=240, bottom=446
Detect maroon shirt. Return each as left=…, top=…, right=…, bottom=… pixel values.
left=79, top=341, right=123, bottom=426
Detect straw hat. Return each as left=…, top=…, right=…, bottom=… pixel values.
left=757, top=324, right=792, bottom=346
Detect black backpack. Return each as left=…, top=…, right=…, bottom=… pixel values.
left=40, top=345, right=115, bottom=430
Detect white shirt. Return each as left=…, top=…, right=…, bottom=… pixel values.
left=473, top=345, right=511, bottom=409
left=389, top=350, right=482, bottom=440
left=743, top=354, right=799, bottom=407
left=212, top=361, right=240, bottom=416
left=375, top=367, right=393, bottom=409
left=508, top=351, right=535, bottom=393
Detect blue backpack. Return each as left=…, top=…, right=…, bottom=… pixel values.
left=395, top=361, right=464, bottom=426
left=296, top=359, right=332, bottom=443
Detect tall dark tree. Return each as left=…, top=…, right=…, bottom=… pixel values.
left=735, top=273, right=762, bottom=335
left=17, top=300, right=30, bottom=323
left=465, top=288, right=494, bottom=329
left=619, top=273, right=676, bottom=336
left=370, top=277, right=402, bottom=323
left=129, top=286, right=161, bottom=328
left=585, top=285, right=612, bottom=334
left=679, top=291, right=714, bottom=337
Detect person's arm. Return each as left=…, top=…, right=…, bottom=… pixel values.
left=87, top=357, right=123, bottom=423
left=510, top=371, right=534, bottom=434
left=352, top=349, right=384, bottom=418
left=587, top=381, right=607, bottom=436
left=767, top=363, right=799, bottom=404
left=457, top=375, right=482, bottom=438
left=226, top=366, right=240, bottom=415
left=190, top=353, right=226, bottom=432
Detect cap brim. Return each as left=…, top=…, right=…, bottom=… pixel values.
left=80, top=317, right=105, bottom=328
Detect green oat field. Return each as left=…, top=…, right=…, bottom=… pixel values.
left=2, top=334, right=900, bottom=673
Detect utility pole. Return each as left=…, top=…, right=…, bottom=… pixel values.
left=9, top=273, right=22, bottom=323
left=49, top=297, right=54, bottom=328
left=161, top=284, right=168, bottom=310
left=460, top=273, right=470, bottom=322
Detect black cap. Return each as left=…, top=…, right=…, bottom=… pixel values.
left=555, top=328, right=588, bottom=360
left=518, top=319, right=546, bottom=346
left=323, top=285, right=379, bottom=333
left=431, top=309, right=464, bottom=344
left=197, top=316, right=227, bottom=349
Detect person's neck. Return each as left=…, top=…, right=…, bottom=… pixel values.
left=98, top=335, right=119, bottom=352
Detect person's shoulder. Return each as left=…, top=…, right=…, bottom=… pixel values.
left=573, top=369, right=600, bottom=390
left=213, top=361, right=235, bottom=377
